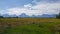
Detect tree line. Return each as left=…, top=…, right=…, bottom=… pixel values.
left=0, top=16, right=4, bottom=18
left=0, top=16, right=18, bottom=18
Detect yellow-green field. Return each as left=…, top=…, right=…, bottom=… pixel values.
left=0, top=18, right=60, bottom=22
left=0, top=18, right=60, bottom=34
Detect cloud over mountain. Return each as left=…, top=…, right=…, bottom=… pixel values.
left=0, top=0, right=60, bottom=16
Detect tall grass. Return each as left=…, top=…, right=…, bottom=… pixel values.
left=0, top=18, right=60, bottom=34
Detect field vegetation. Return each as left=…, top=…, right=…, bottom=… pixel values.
left=0, top=18, right=60, bottom=34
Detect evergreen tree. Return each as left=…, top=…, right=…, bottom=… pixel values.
left=56, top=13, right=60, bottom=19
left=0, top=16, right=3, bottom=18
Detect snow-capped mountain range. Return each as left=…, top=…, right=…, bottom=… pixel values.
left=0, top=13, right=56, bottom=18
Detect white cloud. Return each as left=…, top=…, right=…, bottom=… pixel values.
left=24, top=3, right=32, bottom=10
left=31, top=3, right=60, bottom=14
left=5, top=7, right=41, bottom=16
left=32, top=0, right=60, bottom=3
left=0, top=0, right=60, bottom=16
left=24, top=4, right=32, bottom=8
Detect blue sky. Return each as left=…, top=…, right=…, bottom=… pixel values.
left=0, top=0, right=60, bottom=16
left=0, top=0, right=33, bottom=9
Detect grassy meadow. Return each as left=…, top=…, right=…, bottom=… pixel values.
left=0, top=18, right=60, bottom=34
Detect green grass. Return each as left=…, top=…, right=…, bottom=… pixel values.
left=0, top=18, right=60, bottom=34
left=2, top=23, right=51, bottom=34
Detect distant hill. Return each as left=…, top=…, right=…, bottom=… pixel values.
left=2, top=14, right=10, bottom=17
left=0, top=13, right=56, bottom=18
left=40, top=14, right=56, bottom=18
left=19, top=13, right=29, bottom=17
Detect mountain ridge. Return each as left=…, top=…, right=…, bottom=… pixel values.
left=0, top=13, right=56, bottom=18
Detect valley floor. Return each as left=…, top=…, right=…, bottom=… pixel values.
left=0, top=18, right=60, bottom=34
